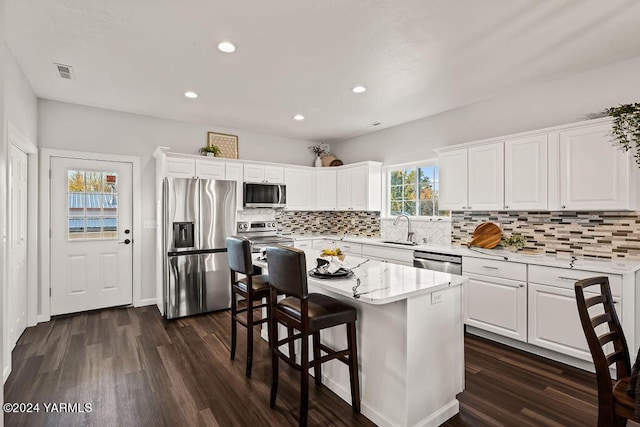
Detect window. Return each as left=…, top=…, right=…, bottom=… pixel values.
left=67, top=170, right=119, bottom=240
left=388, top=164, right=448, bottom=217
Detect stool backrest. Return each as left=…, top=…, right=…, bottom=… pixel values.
left=226, top=236, right=253, bottom=275
left=266, top=246, right=308, bottom=299
left=575, top=276, right=631, bottom=402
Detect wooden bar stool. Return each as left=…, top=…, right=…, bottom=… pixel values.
left=265, top=245, right=360, bottom=427
left=226, top=236, right=271, bottom=378
left=575, top=276, right=640, bottom=426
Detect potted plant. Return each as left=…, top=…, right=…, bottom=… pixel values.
left=605, top=103, right=640, bottom=165
left=199, top=145, right=221, bottom=157
left=502, top=232, right=526, bottom=252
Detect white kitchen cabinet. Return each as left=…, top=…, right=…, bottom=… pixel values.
left=361, top=244, right=413, bottom=266
left=315, top=169, right=337, bottom=211
left=437, top=149, right=467, bottom=210
left=527, top=283, right=620, bottom=361
left=553, top=121, right=636, bottom=211
left=166, top=157, right=196, bottom=178
left=195, top=159, right=226, bottom=179
left=319, top=240, right=362, bottom=256
left=225, top=162, right=244, bottom=210
left=285, top=168, right=314, bottom=211
left=463, top=258, right=527, bottom=342
left=335, top=163, right=382, bottom=211
left=243, top=164, right=285, bottom=183
left=438, top=143, right=503, bottom=211
left=294, top=240, right=314, bottom=250
left=504, top=134, right=548, bottom=210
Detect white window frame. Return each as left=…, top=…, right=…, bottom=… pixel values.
left=383, top=159, right=450, bottom=220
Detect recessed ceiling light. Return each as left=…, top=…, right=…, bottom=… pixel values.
left=218, top=42, right=236, bottom=53
left=184, top=91, right=199, bottom=99
left=352, top=85, right=367, bottom=93
left=293, top=114, right=305, bottom=121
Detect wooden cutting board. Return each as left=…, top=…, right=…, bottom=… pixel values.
left=467, top=222, right=502, bottom=249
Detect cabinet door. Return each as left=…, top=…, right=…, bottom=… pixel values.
left=528, top=283, right=620, bottom=361
left=558, top=122, right=631, bottom=210
left=350, top=166, right=368, bottom=211
left=463, top=273, right=527, bottom=342
left=468, top=142, right=504, bottom=210
left=294, top=240, right=313, bottom=250
left=336, top=169, right=352, bottom=210
left=315, top=169, right=337, bottom=210
left=504, top=134, right=548, bottom=210
left=438, top=149, right=468, bottom=210
left=166, top=157, right=196, bottom=178
left=285, top=168, right=313, bottom=211
left=243, top=164, right=264, bottom=182
left=225, top=163, right=243, bottom=210
left=337, top=242, right=362, bottom=256
left=264, top=166, right=285, bottom=183
left=195, top=159, right=226, bottom=179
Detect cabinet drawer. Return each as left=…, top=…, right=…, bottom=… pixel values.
left=462, top=257, right=526, bottom=281
left=294, top=240, right=313, bottom=250
left=336, top=242, right=362, bottom=256
left=362, top=244, right=413, bottom=264
left=312, top=239, right=328, bottom=250
left=528, top=265, right=622, bottom=297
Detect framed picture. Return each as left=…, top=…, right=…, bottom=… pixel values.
left=207, top=132, right=239, bottom=159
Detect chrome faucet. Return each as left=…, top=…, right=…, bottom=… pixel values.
left=393, top=214, right=414, bottom=242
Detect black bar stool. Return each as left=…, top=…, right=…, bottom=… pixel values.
left=265, top=245, right=360, bottom=427
left=226, top=236, right=271, bottom=377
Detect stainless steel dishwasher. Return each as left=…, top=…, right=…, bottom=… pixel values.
left=413, top=250, right=462, bottom=275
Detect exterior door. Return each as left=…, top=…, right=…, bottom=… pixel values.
left=8, top=145, right=28, bottom=348
left=50, top=157, right=133, bottom=315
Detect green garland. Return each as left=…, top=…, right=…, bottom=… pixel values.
left=605, top=103, right=640, bottom=165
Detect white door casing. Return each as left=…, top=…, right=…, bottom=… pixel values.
left=8, top=145, right=28, bottom=350
left=50, top=157, right=133, bottom=315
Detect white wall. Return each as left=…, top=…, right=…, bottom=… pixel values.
left=37, top=100, right=316, bottom=304
left=333, top=55, right=640, bottom=164
left=0, top=1, right=7, bottom=410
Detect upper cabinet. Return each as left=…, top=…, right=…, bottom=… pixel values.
left=504, top=134, right=548, bottom=210
left=244, top=164, right=284, bottom=183
left=335, top=163, right=382, bottom=211
left=438, top=118, right=638, bottom=212
left=315, top=169, right=337, bottom=211
left=285, top=167, right=314, bottom=211
left=439, top=142, right=503, bottom=211
left=550, top=122, right=636, bottom=211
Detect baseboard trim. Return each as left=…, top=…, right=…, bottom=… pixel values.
left=135, top=298, right=157, bottom=307
left=414, top=400, right=459, bottom=427
left=37, top=314, right=50, bottom=324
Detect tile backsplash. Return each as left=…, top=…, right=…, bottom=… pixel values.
left=452, top=211, right=640, bottom=260
left=380, top=218, right=452, bottom=244
left=275, top=211, right=380, bottom=236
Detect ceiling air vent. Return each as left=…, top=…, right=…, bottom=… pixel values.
left=54, top=63, right=75, bottom=80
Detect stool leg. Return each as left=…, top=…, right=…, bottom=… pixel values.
left=300, top=330, right=309, bottom=427
left=347, top=322, right=361, bottom=413
left=287, top=326, right=295, bottom=359
left=246, top=290, right=254, bottom=378
left=312, top=332, right=321, bottom=386
left=270, top=318, right=279, bottom=408
left=230, top=288, right=237, bottom=360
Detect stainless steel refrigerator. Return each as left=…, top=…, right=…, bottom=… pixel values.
left=163, top=177, right=236, bottom=319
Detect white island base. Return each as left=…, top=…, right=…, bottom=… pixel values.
left=257, top=253, right=466, bottom=427
left=312, top=284, right=464, bottom=427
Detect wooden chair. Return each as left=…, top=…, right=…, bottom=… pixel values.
left=265, top=245, right=360, bottom=427
left=575, top=276, right=639, bottom=426
left=226, top=236, right=272, bottom=377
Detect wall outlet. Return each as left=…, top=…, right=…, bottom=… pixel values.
left=431, top=291, right=444, bottom=305
left=144, top=220, right=157, bottom=229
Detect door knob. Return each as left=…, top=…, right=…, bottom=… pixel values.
left=119, top=239, right=132, bottom=245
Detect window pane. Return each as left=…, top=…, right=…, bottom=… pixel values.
left=419, top=166, right=434, bottom=184
left=68, top=193, right=84, bottom=216
left=85, top=171, right=103, bottom=193
left=85, top=194, right=102, bottom=216
left=390, top=171, right=403, bottom=186
left=402, top=201, right=416, bottom=216
left=390, top=186, right=403, bottom=201
left=419, top=183, right=434, bottom=201
left=68, top=170, right=85, bottom=192
left=103, top=172, right=118, bottom=193
left=404, top=169, right=417, bottom=185
left=403, top=184, right=417, bottom=201
left=420, top=200, right=434, bottom=216
left=390, top=201, right=403, bottom=216
left=68, top=218, right=85, bottom=239
left=102, top=217, right=118, bottom=239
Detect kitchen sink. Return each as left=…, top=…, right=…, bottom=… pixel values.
left=381, top=240, right=419, bottom=246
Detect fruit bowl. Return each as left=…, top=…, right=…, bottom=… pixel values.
left=320, top=248, right=345, bottom=262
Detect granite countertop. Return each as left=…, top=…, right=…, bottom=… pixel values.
left=254, top=250, right=467, bottom=305
left=285, top=234, right=640, bottom=275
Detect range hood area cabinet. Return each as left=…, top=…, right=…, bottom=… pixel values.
left=437, top=117, right=638, bottom=212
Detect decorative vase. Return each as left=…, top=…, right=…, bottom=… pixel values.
left=314, top=155, right=322, bottom=167
left=206, top=152, right=216, bottom=157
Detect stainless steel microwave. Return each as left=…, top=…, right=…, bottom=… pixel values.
left=243, top=182, right=286, bottom=208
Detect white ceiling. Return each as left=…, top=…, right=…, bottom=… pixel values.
left=6, top=0, right=640, bottom=143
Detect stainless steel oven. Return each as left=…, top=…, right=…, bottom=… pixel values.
left=243, top=182, right=286, bottom=208
left=413, top=250, right=462, bottom=275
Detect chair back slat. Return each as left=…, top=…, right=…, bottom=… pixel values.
left=266, top=246, right=308, bottom=299
left=226, top=236, right=254, bottom=274
left=597, top=331, right=618, bottom=347
left=591, top=313, right=612, bottom=329
left=605, top=350, right=627, bottom=367
left=585, top=294, right=606, bottom=308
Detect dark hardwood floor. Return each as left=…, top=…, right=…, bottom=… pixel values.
left=4, top=305, right=606, bottom=426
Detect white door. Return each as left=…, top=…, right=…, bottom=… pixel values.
left=8, top=145, right=28, bottom=348
left=50, top=157, right=133, bottom=315
left=467, top=142, right=504, bottom=211
left=504, top=134, right=548, bottom=210
left=438, top=149, right=468, bottom=210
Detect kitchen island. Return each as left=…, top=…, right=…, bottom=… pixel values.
left=255, top=250, right=468, bottom=427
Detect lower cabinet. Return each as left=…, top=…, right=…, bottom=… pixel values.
left=361, top=244, right=413, bottom=266
left=463, top=273, right=527, bottom=342
left=293, top=240, right=314, bottom=251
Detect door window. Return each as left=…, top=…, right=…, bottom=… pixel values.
left=67, top=170, right=119, bottom=240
